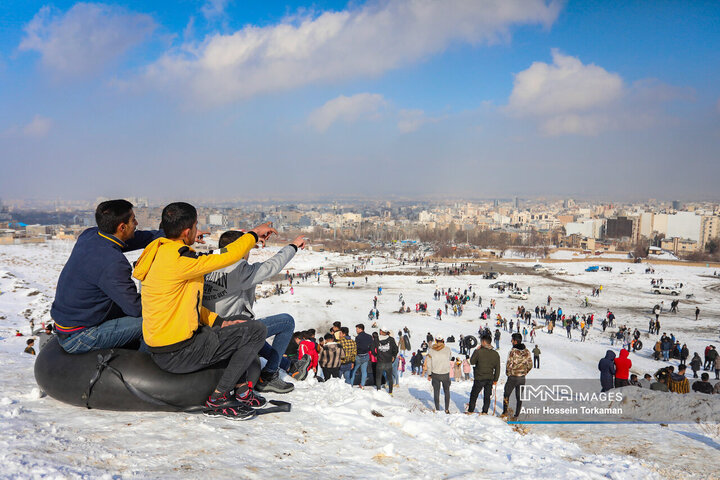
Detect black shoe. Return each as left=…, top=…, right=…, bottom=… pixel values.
left=203, top=403, right=257, bottom=421
left=255, top=371, right=294, bottom=394
left=236, top=389, right=267, bottom=409
left=206, top=391, right=239, bottom=409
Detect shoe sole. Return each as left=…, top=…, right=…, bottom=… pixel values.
left=255, top=384, right=295, bottom=394
left=203, top=409, right=257, bottom=421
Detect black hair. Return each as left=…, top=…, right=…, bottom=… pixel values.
left=324, top=333, right=334, bottom=340
left=701, top=372, right=709, bottom=381
left=26, top=339, right=34, bottom=345
left=95, top=199, right=133, bottom=234
left=480, top=333, right=492, bottom=345
left=511, top=333, right=523, bottom=343
left=160, top=202, right=197, bottom=239
left=340, top=326, right=349, bottom=335
left=332, top=321, right=342, bottom=328
left=219, top=230, right=245, bottom=249
left=356, top=323, right=365, bottom=331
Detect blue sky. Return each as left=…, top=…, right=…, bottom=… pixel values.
left=1, top=0, right=719, bottom=202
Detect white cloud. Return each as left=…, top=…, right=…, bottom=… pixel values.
left=505, top=50, right=692, bottom=136
left=505, top=49, right=624, bottom=135
left=3, top=115, right=53, bottom=138
left=397, top=109, right=444, bottom=133
left=201, top=0, right=232, bottom=20
left=136, top=0, right=561, bottom=105
left=308, top=93, right=386, bottom=132
left=19, top=3, right=156, bottom=77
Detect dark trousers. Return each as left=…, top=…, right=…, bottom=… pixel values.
left=151, top=320, right=267, bottom=394
left=431, top=373, right=451, bottom=411
left=614, top=378, right=629, bottom=388
left=503, top=375, right=525, bottom=416
left=323, top=366, right=340, bottom=378
left=534, top=356, right=540, bottom=368
left=468, top=379, right=493, bottom=413
left=376, top=362, right=394, bottom=393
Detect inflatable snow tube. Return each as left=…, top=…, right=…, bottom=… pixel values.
left=35, top=336, right=259, bottom=412
left=463, top=335, right=478, bottom=349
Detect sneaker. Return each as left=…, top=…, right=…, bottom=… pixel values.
left=206, top=391, right=239, bottom=409
left=236, top=389, right=267, bottom=409
left=255, top=371, right=294, bottom=394
left=290, top=355, right=312, bottom=381
left=203, top=404, right=256, bottom=421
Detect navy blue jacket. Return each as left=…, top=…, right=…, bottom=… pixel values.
left=355, top=331, right=374, bottom=355
left=598, top=350, right=616, bottom=392
left=51, top=227, right=161, bottom=333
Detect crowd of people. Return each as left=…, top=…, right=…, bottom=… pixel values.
left=18, top=200, right=719, bottom=425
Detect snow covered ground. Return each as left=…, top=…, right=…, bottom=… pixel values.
left=1, top=240, right=719, bottom=479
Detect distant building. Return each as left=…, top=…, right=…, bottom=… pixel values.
left=672, top=200, right=682, bottom=211
left=565, top=219, right=604, bottom=239
left=701, top=215, right=720, bottom=249
left=208, top=214, right=225, bottom=226
left=660, top=237, right=699, bottom=255
left=605, top=217, right=634, bottom=239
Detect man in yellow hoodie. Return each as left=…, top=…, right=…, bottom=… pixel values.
left=133, top=202, right=276, bottom=420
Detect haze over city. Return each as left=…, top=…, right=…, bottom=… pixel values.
left=1, top=0, right=719, bottom=201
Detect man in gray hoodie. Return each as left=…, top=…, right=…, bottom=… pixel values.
left=203, top=230, right=306, bottom=393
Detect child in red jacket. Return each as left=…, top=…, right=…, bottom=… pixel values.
left=297, top=332, right=318, bottom=372
left=614, top=348, right=632, bottom=388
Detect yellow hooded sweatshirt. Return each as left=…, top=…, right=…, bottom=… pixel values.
left=133, top=233, right=257, bottom=348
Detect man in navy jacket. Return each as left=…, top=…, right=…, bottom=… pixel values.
left=51, top=200, right=165, bottom=353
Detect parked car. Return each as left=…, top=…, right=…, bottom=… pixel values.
left=532, top=264, right=548, bottom=273
left=652, top=285, right=681, bottom=296
left=585, top=266, right=599, bottom=272
left=416, top=278, right=436, bottom=284
left=508, top=290, right=529, bottom=300
left=489, top=281, right=509, bottom=289
left=482, top=272, right=499, bottom=279
left=554, top=268, right=569, bottom=275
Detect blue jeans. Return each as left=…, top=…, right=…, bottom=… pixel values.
left=389, top=356, right=399, bottom=385
left=349, top=353, right=369, bottom=386
left=340, top=362, right=353, bottom=382
left=58, top=316, right=143, bottom=354
left=256, top=313, right=295, bottom=373
left=662, top=350, right=669, bottom=361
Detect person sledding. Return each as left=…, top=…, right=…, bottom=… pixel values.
left=203, top=230, right=308, bottom=394
left=133, top=202, right=276, bottom=420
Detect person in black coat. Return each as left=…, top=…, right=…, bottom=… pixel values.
left=598, top=350, right=616, bottom=392
left=689, top=353, right=702, bottom=378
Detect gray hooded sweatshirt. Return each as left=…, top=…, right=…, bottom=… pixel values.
left=203, top=245, right=297, bottom=319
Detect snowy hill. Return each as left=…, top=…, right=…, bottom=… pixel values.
left=1, top=241, right=719, bottom=479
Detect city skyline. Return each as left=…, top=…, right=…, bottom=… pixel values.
left=1, top=1, right=719, bottom=200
